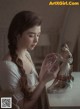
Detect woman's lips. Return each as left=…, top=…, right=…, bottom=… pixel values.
left=31, top=44, right=36, bottom=48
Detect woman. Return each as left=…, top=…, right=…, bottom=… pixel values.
left=0, top=11, right=59, bottom=109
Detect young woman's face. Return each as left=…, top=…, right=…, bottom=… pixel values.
left=17, top=26, right=41, bottom=50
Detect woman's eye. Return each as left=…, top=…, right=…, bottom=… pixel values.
left=28, top=34, right=34, bottom=37
left=28, top=32, right=41, bottom=38
left=37, top=34, right=40, bottom=38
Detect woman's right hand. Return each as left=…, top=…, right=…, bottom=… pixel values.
left=39, top=53, right=60, bottom=83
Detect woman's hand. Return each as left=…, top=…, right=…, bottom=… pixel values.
left=39, top=53, right=60, bottom=83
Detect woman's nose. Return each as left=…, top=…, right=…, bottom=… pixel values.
left=34, top=35, right=38, bottom=43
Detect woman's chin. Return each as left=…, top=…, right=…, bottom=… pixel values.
left=29, top=46, right=35, bottom=50
left=28, top=45, right=36, bottom=51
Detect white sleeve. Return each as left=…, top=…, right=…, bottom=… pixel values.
left=0, top=61, right=24, bottom=102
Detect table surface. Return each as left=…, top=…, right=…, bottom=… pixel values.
left=46, top=72, right=80, bottom=107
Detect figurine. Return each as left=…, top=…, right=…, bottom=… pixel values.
left=47, top=44, right=74, bottom=93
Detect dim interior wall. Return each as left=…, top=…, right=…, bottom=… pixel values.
left=58, top=7, right=80, bottom=71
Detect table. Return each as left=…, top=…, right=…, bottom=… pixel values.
left=46, top=72, right=80, bottom=107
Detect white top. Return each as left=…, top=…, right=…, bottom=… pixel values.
left=0, top=57, right=39, bottom=104
left=0, top=61, right=24, bottom=102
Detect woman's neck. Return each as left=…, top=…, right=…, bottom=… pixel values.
left=16, top=48, right=27, bottom=59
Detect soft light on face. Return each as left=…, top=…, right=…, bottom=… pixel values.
left=17, top=26, right=41, bottom=50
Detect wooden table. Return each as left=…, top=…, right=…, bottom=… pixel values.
left=46, top=72, right=80, bottom=107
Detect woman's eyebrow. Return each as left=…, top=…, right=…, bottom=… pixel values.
left=27, top=32, right=35, bottom=34
left=27, top=31, right=41, bottom=34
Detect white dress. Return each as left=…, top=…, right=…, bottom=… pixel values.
left=0, top=51, right=39, bottom=109
left=0, top=51, right=49, bottom=109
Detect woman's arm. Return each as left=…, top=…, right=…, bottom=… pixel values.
left=0, top=59, right=59, bottom=109
left=19, top=62, right=59, bottom=109
left=18, top=80, right=45, bottom=109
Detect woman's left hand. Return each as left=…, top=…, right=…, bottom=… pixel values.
left=39, top=53, right=59, bottom=82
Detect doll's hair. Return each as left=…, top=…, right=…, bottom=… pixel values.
left=7, top=10, right=42, bottom=99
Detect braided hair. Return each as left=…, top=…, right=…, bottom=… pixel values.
left=7, top=11, right=42, bottom=99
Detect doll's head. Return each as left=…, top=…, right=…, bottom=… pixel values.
left=60, top=44, right=72, bottom=59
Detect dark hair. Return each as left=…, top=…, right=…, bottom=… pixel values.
left=8, top=11, right=42, bottom=99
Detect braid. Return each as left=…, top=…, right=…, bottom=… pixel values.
left=8, top=43, right=32, bottom=99
left=7, top=10, right=42, bottom=100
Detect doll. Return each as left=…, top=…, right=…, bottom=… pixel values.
left=47, top=44, right=74, bottom=93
